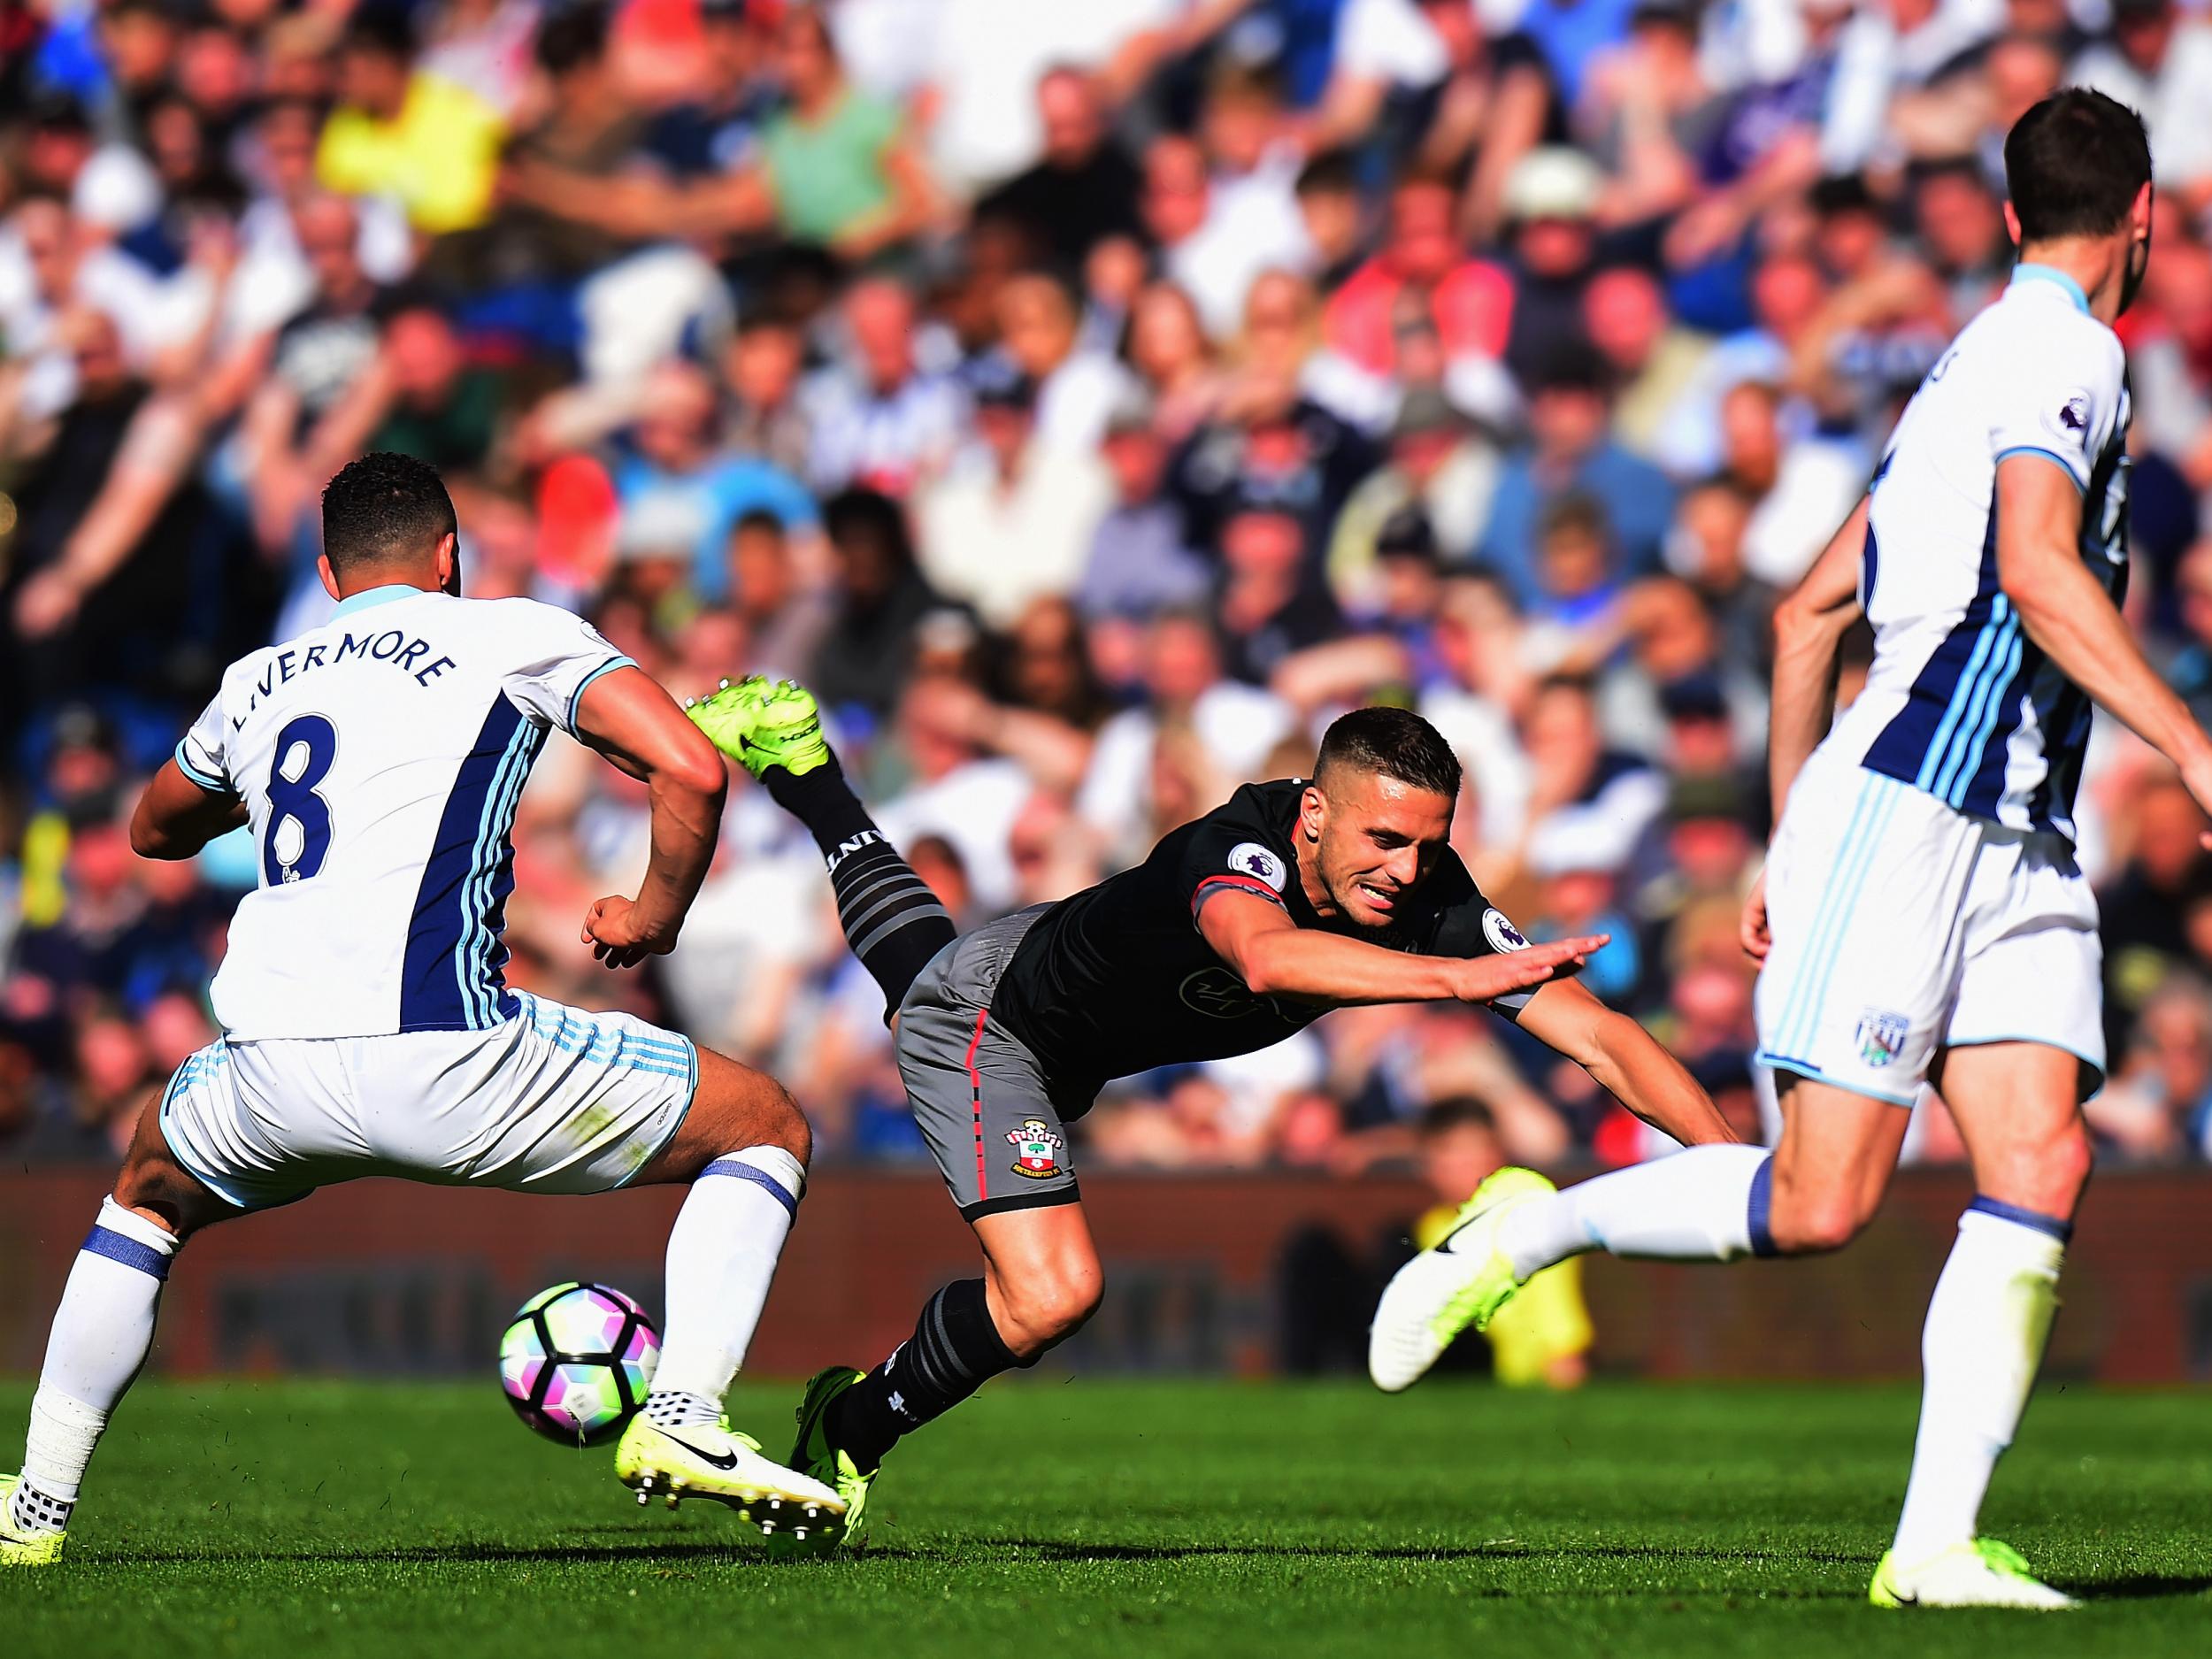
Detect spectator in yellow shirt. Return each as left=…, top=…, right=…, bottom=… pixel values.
left=316, top=12, right=504, bottom=236
left=1411, top=1098, right=1593, bottom=1388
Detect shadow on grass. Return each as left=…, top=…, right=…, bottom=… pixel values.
left=102, top=1537, right=1878, bottom=1576
left=2058, top=1573, right=2212, bottom=1602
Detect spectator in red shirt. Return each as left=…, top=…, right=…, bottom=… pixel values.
left=1322, top=168, right=1513, bottom=382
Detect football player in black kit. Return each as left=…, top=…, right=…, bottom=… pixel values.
left=685, top=677, right=1738, bottom=1548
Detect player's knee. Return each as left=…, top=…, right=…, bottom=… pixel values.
left=111, top=1158, right=204, bottom=1244
left=758, top=1079, right=812, bottom=1168
left=1981, top=1118, right=2093, bottom=1218
left=996, top=1262, right=1104, bottom=1358
left=695, top=1055, right=813, bottom=1167
left=1765, top=1191, right=1870, bottom=1256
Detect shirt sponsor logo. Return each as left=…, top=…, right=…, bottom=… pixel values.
left=1178, top=965, right=1275, bottom=1019
left=1226, top=841, right=1286, bottom=892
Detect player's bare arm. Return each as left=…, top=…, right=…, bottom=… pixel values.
left=1742, top=492, right=1870, bottom=961
left=1995, top=455, right=2212, bottom=833
left=1512, top=977, right=1740, bottom=1147
left=570, top=665, right=731, bottom=969
left=1197, top=887, right=1604, bottom=1007
left=127, top=761, right=248, bottom=861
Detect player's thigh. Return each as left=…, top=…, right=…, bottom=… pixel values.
left=634, top=1044, right=809, bottom=1185
left=156, top=1036, right=340, bottom=1216
left=1929, top=1041, right=2093, bottom=1218
left=1767, top=1076, right=1911, bottom=1250
left=973, top=1202, right=1103, bottom=1357
left=895, top=983, right=1083, bottom=1219
left=1755, top=764, right=1978, bottom=1107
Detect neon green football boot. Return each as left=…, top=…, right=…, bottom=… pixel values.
left=1368, top=1166, right=1558, bottom=1392
left=0, top=1473, right=68, bottom=1568
left=765, top=1367, right=878, bottom=1556
left=614, top=1414, right=843, bottom=1541
left=1870, top=1538, right=2078, bottom=1609
left=684, top=677, right=832, bottom=783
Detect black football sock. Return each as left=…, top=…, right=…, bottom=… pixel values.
left=766, top=755, right=956, bottom=1015
left=826, top=1279, right=1027, bottom=1471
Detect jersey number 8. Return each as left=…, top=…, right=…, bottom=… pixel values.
left=264, top=714, right=337, bottom=887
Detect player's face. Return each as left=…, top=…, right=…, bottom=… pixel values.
left=1302, top=769, right=1455, bottom=928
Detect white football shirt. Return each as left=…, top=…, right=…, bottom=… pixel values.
left=1831, top=265, right=2132, bottom=841
left=174, top=586, right=633, bottom=1040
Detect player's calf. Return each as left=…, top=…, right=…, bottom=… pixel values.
left=7, top=1092, right=244, bottom=1559
left=630, top=1049, right=814, bottom=1437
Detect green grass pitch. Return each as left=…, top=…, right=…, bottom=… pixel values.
left=4, top=1379, right=2207, bottom=1657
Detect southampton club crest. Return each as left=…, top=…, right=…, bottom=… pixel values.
left=1855, top=1009, right=1910, bottom=1069
left=1007, top=1118, right=1066, bottom=1180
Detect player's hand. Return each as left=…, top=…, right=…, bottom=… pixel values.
left=13, top=568, right=83, bottom=640
left=1455, top=934, right=1607, bottom=1004
left=1740, top=869, right=1771, bottom=963
left=2180, top=752, right=2212, bottom=851
left=580, top=895, right=678, bottom=970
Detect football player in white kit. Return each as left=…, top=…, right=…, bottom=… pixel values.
left=1372, top=91, right=2178, bottom=1608
left=2, top=454, right=842, bottom=1566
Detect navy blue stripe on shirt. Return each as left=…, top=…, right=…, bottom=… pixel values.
left=400, top=695, right=528, bottom=1031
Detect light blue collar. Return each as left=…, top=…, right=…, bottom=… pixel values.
left=2010, top=263, right=2090, bottom=316
left=328, top=583, right=430, bottom=619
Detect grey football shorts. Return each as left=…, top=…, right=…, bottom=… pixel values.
left=895, top=904, right=1095, bottom=1222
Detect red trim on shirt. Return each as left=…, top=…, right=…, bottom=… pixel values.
left=1190, top=873, right=1289, bottom=918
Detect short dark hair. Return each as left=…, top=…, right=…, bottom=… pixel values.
left=733, top=506, right=786, bottom=541
left=1539, top=492, right=1612, bottom=548
left=321, top=452, right=457, bottom=574
left=1315, top=706, right=1462, bottom=800
left=2004, top=88, right=2152, bottom=243
left=342, top=9, right=415, bottom=63
left=535, top=3, right=609, bottom=77
left=1295, top=148, right=1358, bottom=198
left=1419, top=1095, right=1498, bottom=1140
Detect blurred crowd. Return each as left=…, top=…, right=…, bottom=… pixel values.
left=9, top=0, right=2212, bottom=1177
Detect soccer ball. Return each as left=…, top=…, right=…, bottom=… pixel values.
left=499, top=1282, right=659, bottom=1447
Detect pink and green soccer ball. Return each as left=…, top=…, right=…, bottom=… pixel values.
left=499, top=1282, right=659, bottom=1447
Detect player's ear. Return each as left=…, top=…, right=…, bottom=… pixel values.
left=435, top=531, right=461, bottom=596
left=2001, top=199, right=2022, bottom=249
left=1300, top=783, right=1324, bottom=841
left=316, top=553, right=341, bottom=601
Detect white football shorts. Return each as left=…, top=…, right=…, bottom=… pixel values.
left=1753, top=751, right=2105, bottom=1106
left=160, top=990, right=697, bottom=1210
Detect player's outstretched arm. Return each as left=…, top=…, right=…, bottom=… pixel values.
left=1997, top=456, right=2212, bottom=814
left=129, top=761, right=247, bottom=861
left=1197, top=888, right=1605, bottom=1008
left=571, top=666, right=731, bottom=969
left=1513, top=978, right=1740, bottom=1147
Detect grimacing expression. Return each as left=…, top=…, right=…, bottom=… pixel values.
left=1302, top=768, right=1454, bottom=928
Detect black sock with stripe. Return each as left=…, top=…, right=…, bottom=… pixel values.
left=764, top=756, right=956, bottom=1016
left=826, top=1279, right=1025, bottom=1472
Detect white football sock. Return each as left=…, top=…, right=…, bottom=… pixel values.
left=13, top=1198, right=180, bottom=1531
left=1890, top=1202, right=2066, bottom=1565
left=1499, top=1144, right=1773, bottom=1279
left=648, top=1146, right=805, bottom=1423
